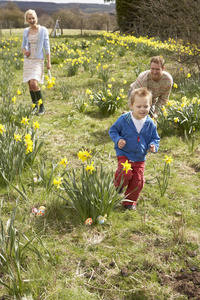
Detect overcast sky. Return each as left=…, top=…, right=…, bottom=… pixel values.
left=14, top=0, right=114, bottom=3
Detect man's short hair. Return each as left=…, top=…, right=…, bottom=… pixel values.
left=150, top=56, right=165, bottom=68
left=130, top=87, right=152, bottom=106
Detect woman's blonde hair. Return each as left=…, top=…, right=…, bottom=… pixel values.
left=24, top=9, right=38, bottom=25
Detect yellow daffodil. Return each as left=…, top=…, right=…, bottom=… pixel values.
left=24, top=134, right=31, bottom=141
left=25, top=139, right=33, bottom=154
left=174, top=117, right=179, bottom=123
left=164, top=155, right=173, bottom=164
left=21, top=117, right=30, bottom=125
left=59, top=157, right=68, bottom=167
left=86, top=89, right=92, bottom=95
left=173, top=83, right=178, bottom=88
left=121, top=160, right=132, bottom=174
left=85, top=161, right=95, bottom=174
left=187, top=73, right=191, bottom=78
left=38, top=99, right=43, bottom=106
left=0, top=124, right=6, bottom=134
left=78, top=150, right=92, bottom=162
left=33, top=121, right=40, bottom=130
left=12, top=96, right=16, bottom=103
left=53, top=177, right=63, bottom=189
left=181, top=96, right=187, bottom=102
left=181, top=103, right=186, bottom=108
left=14, top=133, right=22, bottom=142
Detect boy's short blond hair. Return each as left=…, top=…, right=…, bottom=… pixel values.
left=24, top=9, right=38, bottom=25
left=129, top=87, right=152, bottom=106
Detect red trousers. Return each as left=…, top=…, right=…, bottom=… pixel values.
left=114, top=156, right=145, bottom=206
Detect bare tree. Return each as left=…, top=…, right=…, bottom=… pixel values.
left=39, top=14, right=54, bottom=29
left=86, top=12, right=108, bottom=30
left=52, top=9, right=84, bottom=30
left=0, top=2, right=24, bottom=28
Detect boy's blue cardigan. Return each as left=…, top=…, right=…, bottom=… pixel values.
left=109, top=112, right=160, bottom=162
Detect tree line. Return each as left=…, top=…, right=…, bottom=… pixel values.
left=0, top=2, right=117, bottom=31
left=106, top=0, right=200, bottom=44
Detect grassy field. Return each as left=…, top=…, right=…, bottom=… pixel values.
left=0, top=30, right=200, bottom=300
left=0, top=28, right=108, bottom=38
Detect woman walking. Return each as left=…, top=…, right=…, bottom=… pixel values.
left=21, top=9, right=51, bottom=115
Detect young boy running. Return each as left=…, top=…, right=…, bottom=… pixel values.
left=109, top=87, right=160, bottom=210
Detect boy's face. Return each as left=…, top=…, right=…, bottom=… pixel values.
left=130, top=95, right=151, bottom=120
left=150, top=62, right=164, bottom=82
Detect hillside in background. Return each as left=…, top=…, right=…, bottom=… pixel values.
left=0, top=1, right=116, bottom=14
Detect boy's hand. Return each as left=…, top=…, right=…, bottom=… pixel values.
left=149, top=144, right=155, bottom=153
left=118, top=139, right=126, bottom=149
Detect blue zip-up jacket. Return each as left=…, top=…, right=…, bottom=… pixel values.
left=109, top=112, right=160, bottom=162
left=21, top=25, right=50, bottom=59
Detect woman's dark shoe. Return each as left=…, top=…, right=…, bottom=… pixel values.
left=37, top=103, right=45, bottom=115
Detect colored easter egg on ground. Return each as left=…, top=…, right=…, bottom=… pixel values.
left=85, top=218, right=92, bottom=225
left=37, top=208, right=45, bottom=217
left=32, top=207, right=38, bottom=215
left=97, top=215, right=105, bottom=224
left=39, top=206, right=45, bottom=210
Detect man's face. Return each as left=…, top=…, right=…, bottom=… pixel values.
left=150, top=62, right=164, bottom=82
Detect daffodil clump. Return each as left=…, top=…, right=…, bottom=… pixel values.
left=158, top=96, right=200, bottom=137
left=0, top=88, right=44, bottom=185
left=12, top=50, right=24, bottom=70
left=96, top=46, right=115, bottom=62
left=58, top=150, right=122, bottom=224
left=51, top=40, right=91, bottom=77
left=51, top=40, right=91, bottom=59
left=99, top=31, right=199, bottom=58
left=87, top=81, right=127, bottom=116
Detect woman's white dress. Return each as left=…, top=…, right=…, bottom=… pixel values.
left=23, top=33, right=44, bottom=84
